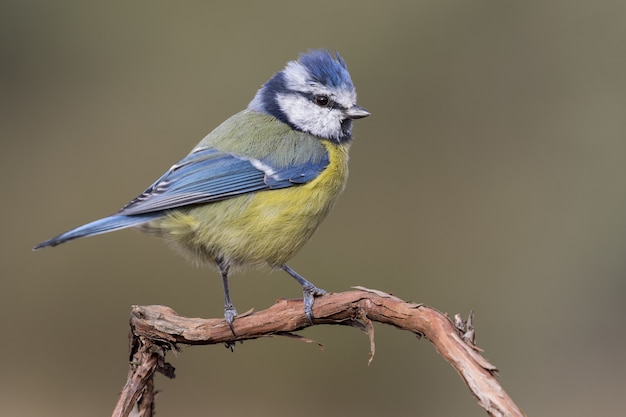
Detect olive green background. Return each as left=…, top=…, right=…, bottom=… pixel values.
left=2, top=1, right=626, bottom=416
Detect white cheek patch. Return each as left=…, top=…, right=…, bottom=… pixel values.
left=276, top=93, right=344, bottom=140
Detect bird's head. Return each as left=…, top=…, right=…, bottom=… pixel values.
left=248, top=49, right=369, bottom=143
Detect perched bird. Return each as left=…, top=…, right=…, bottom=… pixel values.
left=34, top=49, right=369, bottom=331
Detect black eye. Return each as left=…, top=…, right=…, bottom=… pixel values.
left=315, top=95, right=330, bottom=107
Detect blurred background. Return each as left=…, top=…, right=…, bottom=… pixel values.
left=2, top=1, right=626, bottom=416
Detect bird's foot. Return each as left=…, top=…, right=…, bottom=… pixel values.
left=302, top=284, right=327, bottom=325
left=223, top=304, right=238, bottom=351
left=281, top=264, right=327, bottom=325
left=224, top=304, right=238, bottom=335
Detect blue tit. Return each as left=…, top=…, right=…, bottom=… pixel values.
left=35, top=49, right=369, bottom=331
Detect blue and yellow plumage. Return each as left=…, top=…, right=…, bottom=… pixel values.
left=34, top=50, right=369, bottom=331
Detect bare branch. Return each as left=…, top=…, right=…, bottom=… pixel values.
left=112, top=288, right=526, bottom=417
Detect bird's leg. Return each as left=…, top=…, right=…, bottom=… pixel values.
left=217, top=259, right=237, bottom=336
left=281, top=265, right=327, bottom=324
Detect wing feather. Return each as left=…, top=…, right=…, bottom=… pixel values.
left=117, top=146, right=328, bottom=216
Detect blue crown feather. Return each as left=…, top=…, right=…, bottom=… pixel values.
left=297, top=50, right=354, bottom=90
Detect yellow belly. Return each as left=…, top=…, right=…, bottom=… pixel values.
left=142, top=141, right=349, bottom=268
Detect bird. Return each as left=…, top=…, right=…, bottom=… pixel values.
left=34, top=49, right=369, bottom=333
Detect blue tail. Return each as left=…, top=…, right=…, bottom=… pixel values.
left=33, top=213, right=163, bottom=250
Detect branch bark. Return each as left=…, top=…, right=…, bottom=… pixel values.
left=112, top=287, right=526, bottom=417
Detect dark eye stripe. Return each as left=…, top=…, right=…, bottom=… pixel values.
left=300, top=92, right=344, bottom=111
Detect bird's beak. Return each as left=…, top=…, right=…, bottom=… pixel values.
left=345, top=105, right=370, bottom=119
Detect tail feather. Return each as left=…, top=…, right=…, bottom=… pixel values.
left=33, top=213, right=163, bottom=250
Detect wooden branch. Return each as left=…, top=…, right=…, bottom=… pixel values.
left=112, top=287, right=526, bottom=417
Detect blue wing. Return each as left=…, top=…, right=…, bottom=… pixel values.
left=117, top=146, right=329, bottom=216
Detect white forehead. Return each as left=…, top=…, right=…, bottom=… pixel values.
left=282, top=61, right=357, bottom=108
left=283, top=61, right=312, bottom=90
